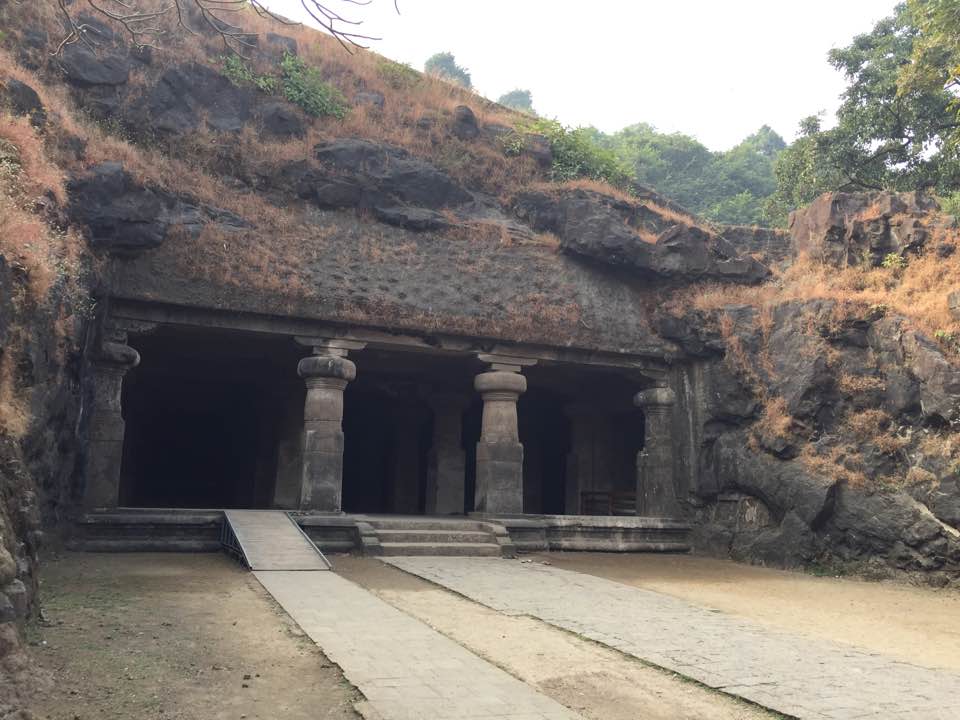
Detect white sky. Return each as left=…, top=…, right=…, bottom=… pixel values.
left=262, top=0, right=898, bottom=150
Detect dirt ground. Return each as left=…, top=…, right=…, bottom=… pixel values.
left=535, top=552, right=960, bottom=672
left=334, top=556, right=775, bottom=720
left=21, top=553, right=361, bottom=720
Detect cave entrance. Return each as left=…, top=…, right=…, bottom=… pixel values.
left=341, top=348, right=475, bottom=514
left=119, top=327, right=304, bottom=509
left=521, top=363, right=646, bottom=515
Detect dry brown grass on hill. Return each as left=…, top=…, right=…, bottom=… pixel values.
left=8, top=0, right=540, bottom=198
left=683, top=243, right=960, bottom=347
left=0, top=114, right=85, bottom=438
left=756, top=396, right=793, bottom=440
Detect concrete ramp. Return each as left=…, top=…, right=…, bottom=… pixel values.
left=222, top=510, right=330, bottom=570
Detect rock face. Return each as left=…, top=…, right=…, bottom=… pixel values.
left=263, top=138, right=475, bottom=230
left=58, top=44, right=131, bottom=86
left=672, top=296, right=960, bottom=580
left=69, top=162, right=250, bottom=255
left=451, top=105, right=479, bottom=140
left=719, top=224, right=793, bottom=267
left=514, top=188, right=770, bottom=284
left=0, top=78, right=46, bottom=126
left=133, top=63, right=253, bottom=134
left=789, top=191, right=948, bottom=267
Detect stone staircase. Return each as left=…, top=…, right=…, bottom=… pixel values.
left=359, top=516, right=515, bottom=558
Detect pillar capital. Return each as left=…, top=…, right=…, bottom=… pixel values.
left=474, top=370, right=527, bottom=397
left=93, top=341, right=141, bottom=371
left=634, top=386, right=676, bottom=410
left=475, top=352, right=537, bottom=373
left=295, top=336, right=366, bottom=357
left=297, top=354, right=356, bottom=383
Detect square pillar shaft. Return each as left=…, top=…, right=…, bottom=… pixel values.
left=390, top=405, right=423, bottom=514
left=426, top=396, right=467, bottom=515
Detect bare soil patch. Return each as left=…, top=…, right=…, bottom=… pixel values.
left=536, top=552, right=960, bottom=672
left=21, top=552, right=360, bottom=720
left=335, top=556, right=775, bottom=720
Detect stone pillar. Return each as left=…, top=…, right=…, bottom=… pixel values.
left=296, top=338, right=364, bottom=512
left=564, top=407, right=596, bottom=515
left=83, top=341, right=140, bottom=509
left=474, top=368, right=527, bottom=514
left=390, top=404, right=423, bottom=514
left=634, top=386, right=680, bottom=518
left=425, top=394, right=468, bottom=515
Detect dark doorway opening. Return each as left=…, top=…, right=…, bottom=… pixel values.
left=341, top=348, right=474, bottom=515
left=520, top=389, right=571, bottom=514
left=119, top=328, right=303, bottom=509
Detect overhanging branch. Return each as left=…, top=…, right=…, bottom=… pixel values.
left=55, top=0, right=397, bottom=56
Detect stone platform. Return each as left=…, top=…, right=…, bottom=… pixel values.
left=71, top=509, right=691, bottom=556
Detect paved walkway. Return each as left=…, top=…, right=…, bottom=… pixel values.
left=255, top=570, right=581, bottom=720
left=385, top=557, right=960, bottom=720
left=224, top=510, right=329, bottom=570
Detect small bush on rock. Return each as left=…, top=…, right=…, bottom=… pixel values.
left=376, top=59, right=420, bottom=90
left=280, top=53, right=347, bottom=119
left=221, top=55, right=278, bottom=93
left=523, top=118, right=632, bottom=189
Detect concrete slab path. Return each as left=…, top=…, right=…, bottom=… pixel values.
left=255, top=570, right=582, bottom=720
left=385, top=556, right=960, bottom=720
left=223, top=510, right=329, bottom=570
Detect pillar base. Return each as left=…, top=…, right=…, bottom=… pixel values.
left=301, top=431, right=344, bottom=512
left=475, top=441, right=524, bottom=514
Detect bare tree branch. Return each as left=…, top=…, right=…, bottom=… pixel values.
left=54, top=0, right=399, bottom=57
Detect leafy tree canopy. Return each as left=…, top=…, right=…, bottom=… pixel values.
left=424, top=51, right=472, bottom=88
left=498, top=89, right=534, bottom=113
left=592, top=123, right=787, bottom=225
left=771, top=1, right=960, bottom=213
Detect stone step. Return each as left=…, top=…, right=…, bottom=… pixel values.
left=378, top=542, right=502, bottom=557
left=363, top=518, right=492, bottom=532
left=374, top=529, right=494, bottom=544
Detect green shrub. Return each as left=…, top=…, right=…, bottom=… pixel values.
left=376, top=59, right=420, bottom=90
left=935, top=329, right=959, bottom=349
left=221, top=55, right=278, bottom=93
left=280, top=53, right=348, bottom=119
left=881, top=252, right=907, bottom=271
left=939, top=190, right=960, bottom=219
left=524, top=118, right=632, bottom=188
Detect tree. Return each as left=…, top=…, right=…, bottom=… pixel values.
left=497, top=89, right=534, bottom=113
left=595, top=123, right=786, bottom=225
left=424, top=51, right=472, bottom=88
left=55, top=0, right=396, bottom=55
left=902, top=0, right=960, bottom=148
left=773, top=3, right=960, bottom=211
left=767, top=116, right=848, bottom=219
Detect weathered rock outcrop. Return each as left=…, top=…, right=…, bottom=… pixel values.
left=68, top=162, right=250, bottom=256
left=718, top=224, right=793, bottom=267
left=265, top=138, right=477, bottom=230
left=789, top=191, right=952, bottom=267
left=514, top=188, right=770, bottom=284
left=673, top=294, right=960, bottom=581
